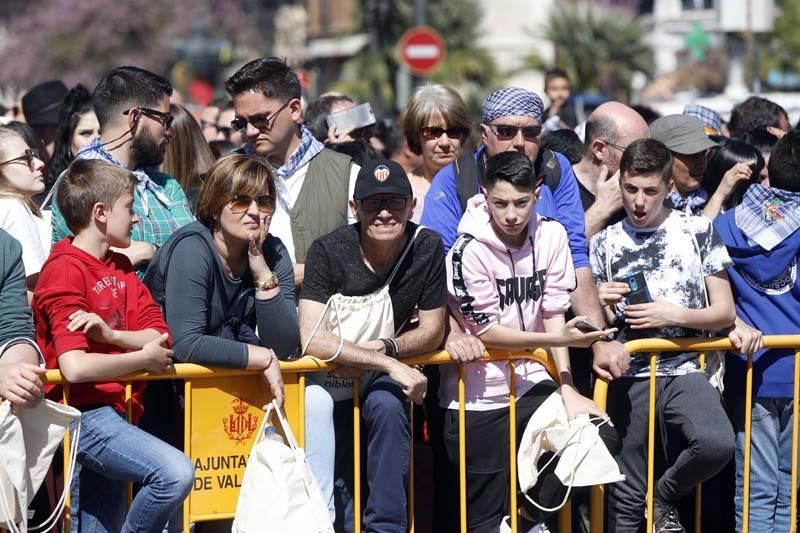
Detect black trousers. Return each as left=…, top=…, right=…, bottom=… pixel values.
left=442, top=381, right=619, bottom=532
left=605, top=373, right=735, bottom=533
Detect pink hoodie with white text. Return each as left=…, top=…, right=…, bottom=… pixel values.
left=440, top=194, right=576, bottom=410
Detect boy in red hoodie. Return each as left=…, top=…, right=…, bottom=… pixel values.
left=33, top=159, right=193, bottom=533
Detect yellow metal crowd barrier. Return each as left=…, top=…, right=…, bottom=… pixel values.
left=590, top=335, right=800, bottom=533
left=41, top=335, right=800, bottom=533
left=43, top=349, right=569, bottom=533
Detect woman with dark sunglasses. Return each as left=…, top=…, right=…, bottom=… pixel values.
left=401, top=84, right=473, bottom=222
left=145, top=153, right=298, bottom=404
left=0, top=125, right=49, bottom=293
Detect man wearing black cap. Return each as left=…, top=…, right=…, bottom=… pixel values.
left=21, top=80, right=68, bottom=156
left=299, top=158, right=446, bottom=532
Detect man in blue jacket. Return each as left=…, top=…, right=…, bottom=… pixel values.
left=423, top=87, right=629, bottom=381
left=715, top=130, right=800, bottom=533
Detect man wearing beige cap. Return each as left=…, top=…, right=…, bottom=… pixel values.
left=650, top=114, right=717, bottom=214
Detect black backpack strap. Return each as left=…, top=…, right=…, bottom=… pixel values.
left=146, top=230, right=229, bottom=312
left=454, top=153, right=481, bottom=215
left=537, top=149, right=562, bottom=193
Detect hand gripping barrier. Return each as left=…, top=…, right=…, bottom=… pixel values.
left=589, top=335, right=800, bottom=533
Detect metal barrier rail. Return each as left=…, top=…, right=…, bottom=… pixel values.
left=44, top=349, right=569, bottom=533
left=590, top=335, right=800, bottom=533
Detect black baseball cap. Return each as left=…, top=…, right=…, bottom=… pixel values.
left=353, top=158, right=412, bottom=200
left=22, top=80, right=68, bottom=126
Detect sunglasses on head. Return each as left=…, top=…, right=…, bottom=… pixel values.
left=231, top=100, right=291, bottom=132
left=228, top=193, right=275, bottom=214
left=124, top=107, right=174, bottom=130
left=0, top=148, right=40, bottom=169
left=489, top=124, right=542, bottom=141
left=422, top=126, right=468, bottom=140
left=360, top=197, right=409, bottom=212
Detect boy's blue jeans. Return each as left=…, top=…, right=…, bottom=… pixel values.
left=70, top=406, right=194, bottom=533
left=733, top=396, right=797, bottom=533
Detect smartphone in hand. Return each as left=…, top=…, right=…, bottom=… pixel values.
left=618, top=272, right=652, bottom=305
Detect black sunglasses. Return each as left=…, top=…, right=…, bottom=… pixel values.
left=422, top=126, right=469, bottom=140
left=489, top=124, right=542, bottom=141
left=231, top=100, right=291, bottom=132
left=0, top=148, right=40, bottom=169
left=229, top=193, right=275, bottom=214
left=360, top=197, right=409, bottom=212
left=124, top=107, right=174, bottom=130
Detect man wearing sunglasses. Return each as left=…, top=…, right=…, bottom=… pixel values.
left=225, top=58, right=359, bottom=286
left=48, top=66, right=194, bottom=277
left=422, top=86, right=630, bottom=393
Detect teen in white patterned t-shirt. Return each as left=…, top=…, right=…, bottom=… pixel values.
left=589, top=138, right=736, bottom=533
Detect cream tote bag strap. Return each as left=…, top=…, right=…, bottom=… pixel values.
left=0, top=400, right=81, bottom=533
left=522, top=416, right=611, bottom=513
left=680, top=213, right=726, bottom=392
left=300, top=225, right=425, bottom=362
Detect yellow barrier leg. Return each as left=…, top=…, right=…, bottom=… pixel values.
left=509, top=362, right=517, bottom=533
left=63, top=383, right=72, bottom=531
left=409, top=404, right=415, bottom=533
left=696, top=352, right=705, bottom=533
left=646, top=352, right=657, bottom=533
left=298, top=374, right=305, bottom=448
left=184, top=380, right=192, bottom=533
left=125, top=382, right=133, bottom=508
left=590, top=379, right=609, bottom=533
left=791, top=349, right=800, bottom=533
left=353, top=379, right=361, bottom=533
left=459, top=365, right=467, bottom=533
left=558, top=500, right=571, bottom=533
left=743, top=352, right=753, bottom=533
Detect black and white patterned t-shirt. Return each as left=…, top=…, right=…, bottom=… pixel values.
left=589, top=210, right=733, bottom=377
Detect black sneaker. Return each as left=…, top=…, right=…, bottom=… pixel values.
left=652, top=499, right=685, bottom=533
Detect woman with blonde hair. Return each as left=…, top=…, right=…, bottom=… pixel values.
left=0, top=125, right=48, bottom=290
left=162, top=103, right=216, bottom=211
left=401, top=84, right=472, bottom=222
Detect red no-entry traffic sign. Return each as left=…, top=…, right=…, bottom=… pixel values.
left=399, top=26, right=446, bottom=76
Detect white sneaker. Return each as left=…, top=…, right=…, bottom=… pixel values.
left=499, top=515, right=551, bottom=533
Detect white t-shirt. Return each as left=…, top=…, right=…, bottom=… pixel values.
left=0, top=197, right=47, bottom=277
left=270, top=158, right=359, bottom=263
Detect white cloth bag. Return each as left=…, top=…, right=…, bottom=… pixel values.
left=517, top=392, right=624, bottom=512
left=232, top=400, right=333, bottom=533
left=0, top=398, right=81, bottom=533
left=302, top=227, right=423, bottom=401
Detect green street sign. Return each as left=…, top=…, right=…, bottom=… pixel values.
left=686, top=22, right=710, bottom=61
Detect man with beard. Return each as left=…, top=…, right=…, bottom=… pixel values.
left=49, top=66, right=194, bottom=276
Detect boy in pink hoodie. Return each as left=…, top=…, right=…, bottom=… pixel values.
left=442, top=151, right=618, bottom=532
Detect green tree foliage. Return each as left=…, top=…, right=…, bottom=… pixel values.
left=0, top=0, right=261, bottom=89
left=527, top=6, right=652, bottom=101
left=334, top=0, right=499, bottom=112
left=760, top=0, right=800, bottom=86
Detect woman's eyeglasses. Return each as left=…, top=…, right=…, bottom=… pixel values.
left=0, top=148, right=40, bottom=170
left=360, top=197, right=409, bottom=212
left=123, top=107, right=174, bottom=130
left=231, top=100, right=291, bottom=132
left=489, top=124, right=542, bottom=141
left=421, top=126, right=468, bottom=140
left=228, top=193, right=275, bottom=214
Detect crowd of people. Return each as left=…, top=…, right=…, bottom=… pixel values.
left=0, top=56, right=798, bottom=533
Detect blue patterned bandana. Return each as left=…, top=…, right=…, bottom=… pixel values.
left=665, top=188, right=708, bottom=213
left=735, top=184, right=800, bottom=250
left=482, top=87, right=544, bottom=124
left=274, top=125, right=324, bottom=180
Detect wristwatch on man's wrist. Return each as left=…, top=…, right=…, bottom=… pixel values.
left=254, top=272, right=278, bottom=291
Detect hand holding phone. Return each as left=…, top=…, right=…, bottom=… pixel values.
left=618, top=272, right=652, bottom=305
